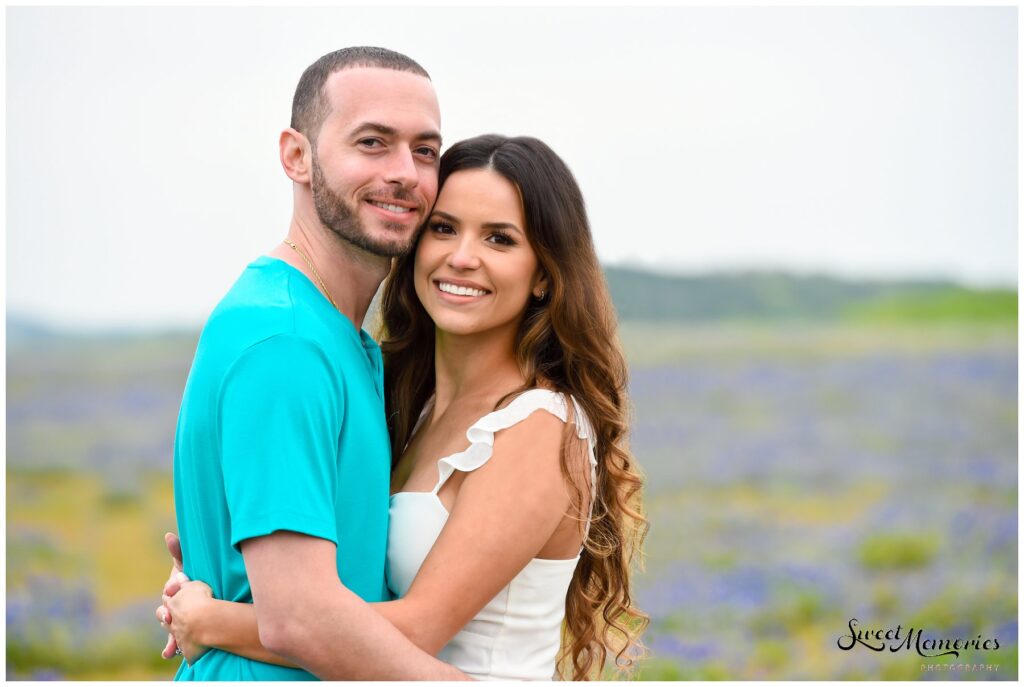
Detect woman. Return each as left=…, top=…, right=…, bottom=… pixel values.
left=157, top=135, right=647, bottom=680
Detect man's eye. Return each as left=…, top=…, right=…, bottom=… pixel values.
left=358, top=138, right=383, bottom=149
left=415, top=147, right=439, bottom=160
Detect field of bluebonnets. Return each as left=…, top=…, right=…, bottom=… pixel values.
left=6, top=314, right=1018, bottom=679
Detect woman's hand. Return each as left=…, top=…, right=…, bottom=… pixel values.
left=154, top=532, right=295, bottom=670
left=158, top=532, right=185, bottom=659
left=161, top=579, right=215, bottom=664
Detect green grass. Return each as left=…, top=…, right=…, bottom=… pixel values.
left=618, top=320, right=1017, bottom=368
left=8, top=321, right=1016, bottom=680
left=635, top=658, right=732, bottom=680
left=844, top=288, right=1017, bottom=324
left=8, top=470, right=179, bottom=679
left=8, top=629, right=174, bottom=680
left=857, top=532, right=940, bottom=571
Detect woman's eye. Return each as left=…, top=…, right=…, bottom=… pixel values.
left=488, top=232, right=515, bottom=246
left=430, top=222, right=455, bottom=235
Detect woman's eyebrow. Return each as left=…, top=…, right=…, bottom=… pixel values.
left=431, top=210, right=461, bottom=224
left=431, top=211, right=523, bottom=236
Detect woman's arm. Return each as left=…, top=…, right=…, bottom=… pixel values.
left=159, top=410, right=578, bottom=664
left=379, top=410, right=583, bottom=654
left=163, top=580, right=296, bottom=668
left=157, top=533, right=295, bottom=668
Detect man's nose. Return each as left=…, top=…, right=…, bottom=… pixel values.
left=383, top=147, right=419, bottom=189
left=447, top=236, right=481, bottom=270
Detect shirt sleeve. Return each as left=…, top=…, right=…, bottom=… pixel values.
left=219, top=333, right=342, bottom=551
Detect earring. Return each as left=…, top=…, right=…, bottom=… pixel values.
left=535, top=289, right=547, bottom=301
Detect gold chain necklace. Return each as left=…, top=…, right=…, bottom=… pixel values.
left=283, top=239, right=338, bottom=310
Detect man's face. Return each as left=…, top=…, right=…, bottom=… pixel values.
left=309, top=67, right=441, bottom=257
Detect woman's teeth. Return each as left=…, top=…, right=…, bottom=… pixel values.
left=438, top=282, right=488, bottom=297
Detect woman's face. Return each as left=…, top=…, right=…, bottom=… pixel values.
left=414, top=168, right=546, bottom=339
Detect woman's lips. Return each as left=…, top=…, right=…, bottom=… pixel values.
left=435, top=279, right=491, bottom=300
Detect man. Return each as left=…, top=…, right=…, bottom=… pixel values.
left=163, top=47, right=466, bottom=680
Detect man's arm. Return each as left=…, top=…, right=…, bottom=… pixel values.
left=242, top=531, right=469, bottom=680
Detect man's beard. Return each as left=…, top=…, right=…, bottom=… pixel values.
left=310, top=152, right=418, bottom=258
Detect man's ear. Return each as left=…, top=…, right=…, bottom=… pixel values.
left=280, top=127, right=312, bottom=184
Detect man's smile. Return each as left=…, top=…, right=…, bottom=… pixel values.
left=367, top=199, right=415, bottom=214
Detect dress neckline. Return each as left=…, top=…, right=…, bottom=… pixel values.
left=389, top=389, right=595, bottom=562
left=393, top=389, right=561, bottom=496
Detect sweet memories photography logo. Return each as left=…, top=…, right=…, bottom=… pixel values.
left=837, top=618, right=1001, bottom=659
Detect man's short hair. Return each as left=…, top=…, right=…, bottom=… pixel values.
left=291, top=46, right=431, bottom=143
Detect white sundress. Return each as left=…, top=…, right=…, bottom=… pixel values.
left=386, top=389, right=598, bottom=680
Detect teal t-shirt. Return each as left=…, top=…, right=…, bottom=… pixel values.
left=172, top=256, right=392, bottom=681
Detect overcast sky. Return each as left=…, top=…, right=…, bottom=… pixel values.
left=6, top=6, right=1018, bottom=329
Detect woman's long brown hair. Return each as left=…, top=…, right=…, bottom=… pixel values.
left=378, top=135, right=648, bottom=679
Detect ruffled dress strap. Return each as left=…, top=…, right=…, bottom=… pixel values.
left=430, top=389, right=600, bottom=525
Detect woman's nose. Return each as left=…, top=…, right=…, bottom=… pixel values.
left=447, top=237, right=481, bottom=270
